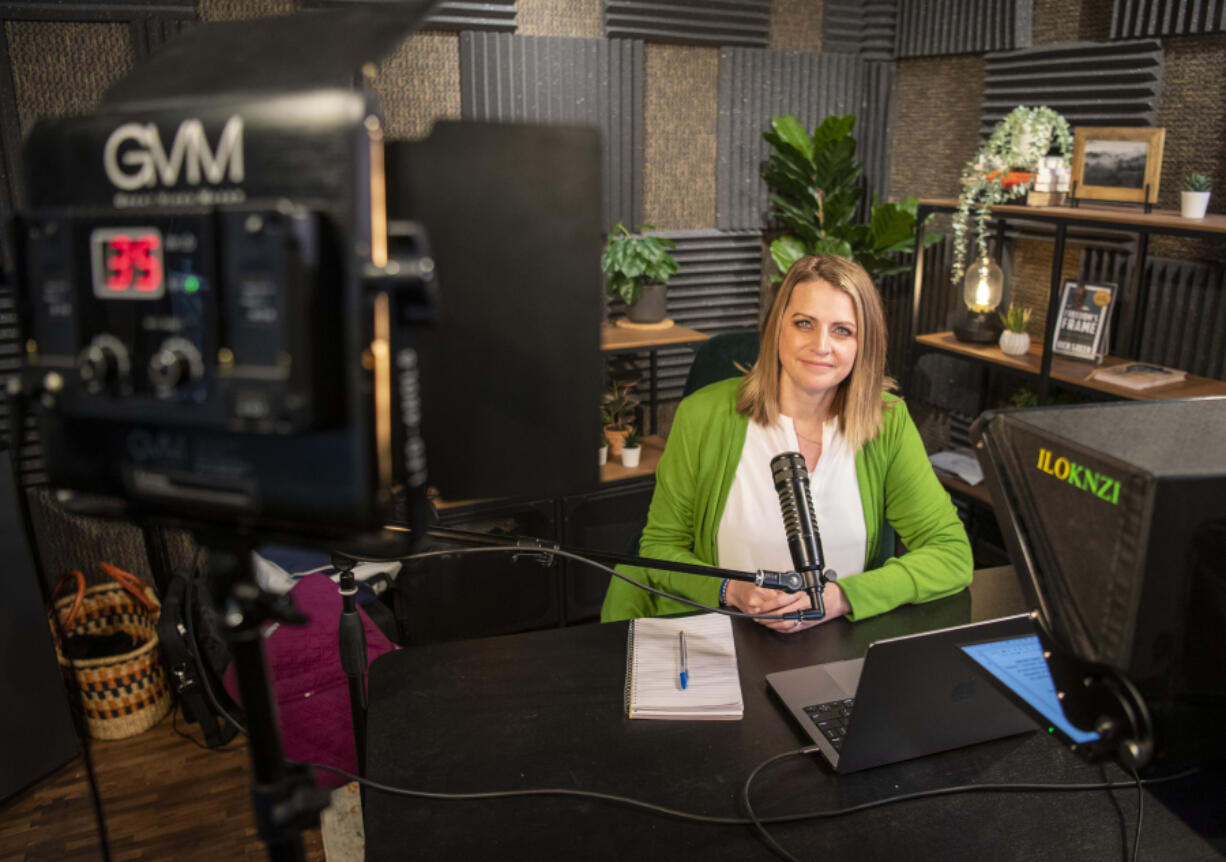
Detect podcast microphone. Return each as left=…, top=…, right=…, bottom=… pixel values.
left=770, top=451, right=828, bottom=620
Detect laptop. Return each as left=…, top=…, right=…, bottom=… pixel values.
left=766, top=614, right=1039, bottom=773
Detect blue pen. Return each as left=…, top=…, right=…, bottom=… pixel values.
left=679, top=630, right=689, bottom=690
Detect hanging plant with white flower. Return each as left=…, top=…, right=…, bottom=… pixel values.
left=952, top=106, right=1073, bottom=283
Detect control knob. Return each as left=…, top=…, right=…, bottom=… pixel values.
left=148, top=337, right=204, bottom=397
left=77, top=334, right=131, bottom=394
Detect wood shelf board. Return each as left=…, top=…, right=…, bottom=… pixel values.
left=601, top=321, right=710, bottom=351
left=600, top=434, right=665, bottom=482
left=916, top=331, right=1226, bottom=400
left=918, top=198, right=1226, bottom=235
left=935, top=470, right=993, bottom=507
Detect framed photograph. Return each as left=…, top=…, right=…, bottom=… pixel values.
left=1052, top=279, right=1117, bottom=361
left=1070, top=127, right=1165, bottom=204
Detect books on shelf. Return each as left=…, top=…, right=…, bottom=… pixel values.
left=1088, top=363, right=1188, bottom=390
left=624, top=612, right=743, bottom=720
left=1052, top=279, right=1117, bottom=361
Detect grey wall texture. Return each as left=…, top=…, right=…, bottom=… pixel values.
left=980, top=38, right=1164, bottom=135
left=895, top=0, right=1033, bottom=57
left=715, top=49, right=885, bottom=229
left=459, top=33, right=645, bottom=231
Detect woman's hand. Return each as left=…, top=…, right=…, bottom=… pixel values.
left=726, top=581, right=850, bottom=633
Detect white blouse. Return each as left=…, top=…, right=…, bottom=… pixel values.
left=716, top=414, right=866, bottom=580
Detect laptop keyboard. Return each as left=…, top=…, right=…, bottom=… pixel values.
left=803, top=698, right=855, bottom=751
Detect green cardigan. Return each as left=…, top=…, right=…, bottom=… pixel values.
left=600, top=378, right=973, bottom=621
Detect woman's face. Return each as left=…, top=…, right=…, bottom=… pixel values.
left=777, top=278, right=859, bottom=408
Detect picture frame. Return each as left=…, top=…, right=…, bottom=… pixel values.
left=1052, top=279, right=1117, bottom=361
left=1070, top=127, right=1165, bottom=205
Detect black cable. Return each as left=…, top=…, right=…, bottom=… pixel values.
left=741, top=747, right=818, bottom=862
left=1129, top=765, right=1144, bottom=862
left=401, top=544, right=818, bottom=624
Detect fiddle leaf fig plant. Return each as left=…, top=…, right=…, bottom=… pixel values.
left=953, top=106, right=1073, bottom=282
left=600, top=222, right=679, bottom=306
left=762, top=113, right=941, bottom=281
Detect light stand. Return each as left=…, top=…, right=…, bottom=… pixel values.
left=204, top=539, right=333, bottom=862
left=332, top=555, right=369, bottom=780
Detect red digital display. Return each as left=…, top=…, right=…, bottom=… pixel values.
left=90, top=227, right=165, bottom=299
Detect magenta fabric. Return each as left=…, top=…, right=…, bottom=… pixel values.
left=223, top=573, right=398, bottom=788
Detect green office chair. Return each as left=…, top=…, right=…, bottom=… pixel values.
left=682, top=330, right=761, bottom=397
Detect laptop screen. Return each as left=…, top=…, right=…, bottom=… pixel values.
left=961, top=635, right=1100, bottom=745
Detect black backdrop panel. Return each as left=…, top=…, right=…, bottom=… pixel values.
left=0, top=455, right=79, bottom=801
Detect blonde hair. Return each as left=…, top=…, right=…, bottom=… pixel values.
left=736, top=255, right=896, bottom=451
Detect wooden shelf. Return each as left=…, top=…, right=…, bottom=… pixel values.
left=916, top=331, right=1226, bottom=400
left=600, top=434, right=665, bottom=482
left=919, top=198, right=1226, bottom=235
left=601, top=321, right=709, bottom=351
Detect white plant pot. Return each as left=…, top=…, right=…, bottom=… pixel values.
left=598, top=445, right=608, bottom=466
left=621, top=445, right=642, bottom=468
left=1181, top=190, right=1210, bottom=220
left=999, top=330, right=1031, bottom=356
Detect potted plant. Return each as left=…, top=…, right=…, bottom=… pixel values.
left=997, top=303, right=1032, bottom=356
left=601, top=222, right=679, bottom=325
left=598, top=427, right=609, bottom=467
left=1182, top=172, right=1212, bottom=219
left=952, top=106, right=1073, bottom=283
left=762, top=114, right=942, bottom=281
left=602, top=376, right=640, bottom=456
left=620, top=426, right=642, bottom=468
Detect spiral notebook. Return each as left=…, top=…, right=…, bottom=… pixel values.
left=624, top=613, right=744, bottom=720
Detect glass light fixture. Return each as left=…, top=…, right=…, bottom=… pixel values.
left=953, top=257, right=1004, bottom=343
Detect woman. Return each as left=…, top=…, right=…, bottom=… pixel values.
left=601, top=255, right=972, bottom=632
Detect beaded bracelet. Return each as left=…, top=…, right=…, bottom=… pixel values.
left=719, top=578, right=730, bottom=607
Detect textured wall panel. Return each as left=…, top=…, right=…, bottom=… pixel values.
left=6, top=21, right=134, bottom=135
left=1033, top=0, right=1114, bottom=43
left=1113, top=0, right=1226, bottom=37
left=896, top=0, right=1032, bottom=58
left=303, top=0, right=518, bottom=32
left=643, top=43, right=718, bottom=228
left=822, top=0, right=897, bottom=60
left=374, top=31, right=461, bottom=141
left=1081, top=250, right=1226, bottom=378
left=518, top=0, right=602, bottom=38
left=0, top=2, right=194, bottom=20
left=981, top=39, right=1163, bottom=135
left=717, top=49, right=893, bottom=230
left=604, top=0, right=770, bottom=48
left=888, top=55, right=985, bottom=201
left=460, top=33, right=643, bottom=231
left=1155, top=33, right=1226, bottom=215
left=607, top=230, right=762, bottom=399
left=769, top=0, right=822, bottom=53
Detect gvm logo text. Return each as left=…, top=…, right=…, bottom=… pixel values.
left=104, top=116, right=244, bottom=191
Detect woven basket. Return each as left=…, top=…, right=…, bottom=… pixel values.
left=49, top=564, right=173, bottom=740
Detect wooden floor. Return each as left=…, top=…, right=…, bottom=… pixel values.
left=0, top=708, right=325, bottom=861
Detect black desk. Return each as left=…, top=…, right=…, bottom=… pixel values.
left=365, top=568, right=1223, bottom=860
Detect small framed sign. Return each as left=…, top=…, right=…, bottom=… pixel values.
left=1052, top=279, right=1116, bottom=361
left=1070, top=127, right=1165, bottom=205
